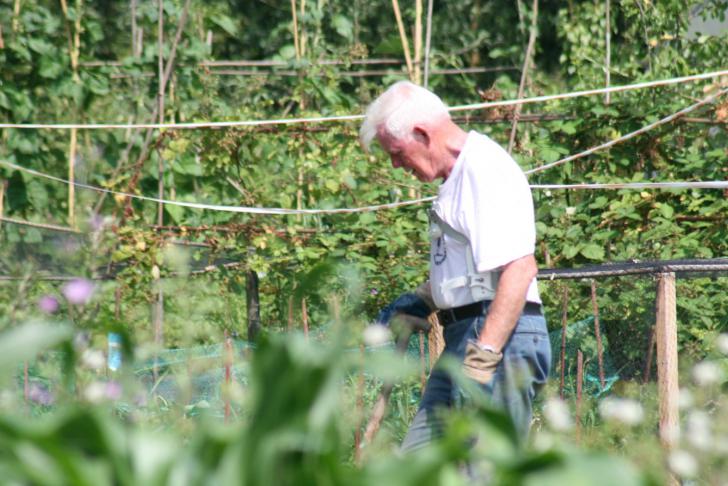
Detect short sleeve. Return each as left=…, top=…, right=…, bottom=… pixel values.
left=457, top=146, right=536, bottom=272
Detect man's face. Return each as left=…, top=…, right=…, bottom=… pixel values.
left=376, top=126, right=436, bottom=182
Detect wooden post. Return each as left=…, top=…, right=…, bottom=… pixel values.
left=246, top=266, right=261, bottom=342
left=419, top=330, right=426, bottom=391
left=559, top=286, right=568, bottom=399
left=590, top=280, right=606, bottom=390
left=353, top=344, right=365, bottom=462
left=656, top=272, right=679, bottom=449
left=287, top=296, right=294, bottom=332
left=575, top=349, right=583, bottom=443
left=301, top=298, right=309, bottom=339
left=0, top=22, right=5, bottom=49
left=427, top=313, right=444, bottom=369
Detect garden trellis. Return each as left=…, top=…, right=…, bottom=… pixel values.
left=1, top=2, right=727, bottom=475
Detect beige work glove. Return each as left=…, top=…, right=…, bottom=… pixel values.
left=462, top=339, right=503, bottom=384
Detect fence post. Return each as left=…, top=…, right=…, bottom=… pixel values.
left=655, top=272, right=679, bottom=449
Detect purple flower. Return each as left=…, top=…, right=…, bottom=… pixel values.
left=28, top=383, right=54, bottom=406
left=370, top=288, right=379, bottom=295
left=105, top=381, right=122, bottom=400
left=38, top=295, right=60, bottom=314
left=89, top=214, right=105, bottom=232
left=62, top=278, right=95, bottom=305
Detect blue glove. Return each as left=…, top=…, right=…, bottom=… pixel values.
left=376, top=293, right=432, bottom=326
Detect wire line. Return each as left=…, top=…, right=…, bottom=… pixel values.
left=1, top=70, right=725, bottom=130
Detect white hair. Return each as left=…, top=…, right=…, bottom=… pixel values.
left=359, top=81, right=450, bottom=151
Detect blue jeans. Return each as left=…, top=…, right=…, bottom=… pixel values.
left=401, top=306, right=551, bottom=452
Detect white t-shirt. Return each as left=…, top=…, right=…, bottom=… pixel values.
left=430, top=131, right=541, bottom=309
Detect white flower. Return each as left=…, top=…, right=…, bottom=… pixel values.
left=685, top=410, right=712, bottom=451
left=363, top=324, right=392, bottom=347
left=716, top=333, right=728, bottom=355
left=84, top=381, right=106, bottom=403
left=565, top=206, right=576, bottom=216
left=543, top=397, right=573, bottom=432
left=81, top=349, right=105, bottom=370
left=599, top=397, right=644, bottom=426
left=692, top=361, right=724, bottom=387
left=678, top=388, right=694, bottom=410
left=668, top=450, right=698, bottom=478
left=714, top=435, right=728, bottom=455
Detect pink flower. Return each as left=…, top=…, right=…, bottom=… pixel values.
left=62, top=278, right=96, bottom=305
left=105, top=381, right=122, bottom=400
left=38, top=295, right=60, bottom=314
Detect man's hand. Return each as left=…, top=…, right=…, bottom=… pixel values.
left=462, top=339, right=503, bottom=384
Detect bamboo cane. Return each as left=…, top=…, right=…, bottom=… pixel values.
left=299, top=0, right=307, bottom=57
left=302, top=298, right=309, bottom=339
left=391, top=0, right=413, bottom=80
left=508, top=0, right=538, bottom=154
left=223, top=330, right=233, bottom=422
left=290, top=0, right=300, bottom=60
left=414, top=0, right=422, bottom=84
left=131, top=0, right=137, bottom=56
left=68, top=128, right=77, bottom=228
left=605, top=0, right=611, bottom=105
left=575, top=349, right=583, bottom=443
left=0, top=180, right=6, bottom=232
left=12, top=0, right=21, bottom=32
left=423, top=0, right=434, bottom=88
left=157, top=0, right=164, bottom=226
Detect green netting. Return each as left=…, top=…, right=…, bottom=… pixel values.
left=21, top=318, right=616, bottom=414
left=549, top=316, right=620, bottom=397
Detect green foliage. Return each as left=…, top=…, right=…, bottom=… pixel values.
left=0, top=320, right=666, bottom=485
left=0, top=0, right=727, bottom=481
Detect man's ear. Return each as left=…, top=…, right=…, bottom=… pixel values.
left=412, top=125, right=430, bottom=146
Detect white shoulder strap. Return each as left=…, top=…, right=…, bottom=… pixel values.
left=429, top=208, right=500, bottom=303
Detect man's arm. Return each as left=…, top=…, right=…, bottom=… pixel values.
left=476, top=254, right=538, bottom=352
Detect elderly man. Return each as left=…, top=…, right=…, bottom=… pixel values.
left=361, top=81, right=551, bottom=451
